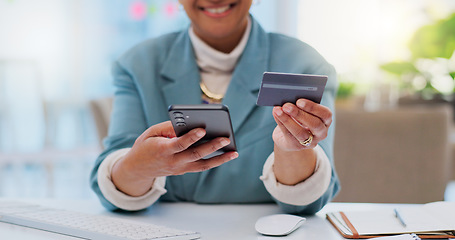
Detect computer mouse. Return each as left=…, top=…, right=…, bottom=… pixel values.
left=254, top=214, right=306, bottom=236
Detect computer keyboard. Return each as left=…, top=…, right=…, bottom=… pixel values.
left=0, top=201, right=200, bottom=240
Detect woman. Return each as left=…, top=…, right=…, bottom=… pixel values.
left=91, top=0, right=340, bottom=215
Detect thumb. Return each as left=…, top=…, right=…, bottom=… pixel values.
left=140, top=121, right=177, bottom=141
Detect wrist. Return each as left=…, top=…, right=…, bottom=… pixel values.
left=273, top=145, right=317, bottom=185
left=111, top=152, right=156, bottom=197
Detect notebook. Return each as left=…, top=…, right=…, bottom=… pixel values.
left=370, top=234, right=421, bottom=240
left=326, top=201, right=455, bottom=239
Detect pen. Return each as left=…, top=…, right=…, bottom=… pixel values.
left=394, top=208, right=407, bottom=228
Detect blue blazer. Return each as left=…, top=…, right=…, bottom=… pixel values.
left=91, top=17, right=340, bottom=215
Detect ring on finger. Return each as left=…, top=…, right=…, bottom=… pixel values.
left=299, top=131, right=313, bottom=147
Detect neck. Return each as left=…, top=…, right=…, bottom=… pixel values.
left=194, top=19, right=248, bottom=54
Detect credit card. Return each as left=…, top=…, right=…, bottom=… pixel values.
left=256, top=72, right=328, bottom=106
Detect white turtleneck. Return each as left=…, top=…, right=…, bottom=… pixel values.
left=188, top=17, right=251, bottom=98
left=96, top=19, right=332, bottom=210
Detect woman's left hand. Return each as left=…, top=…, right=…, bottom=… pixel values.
left=272, top=99, right=332, bottom=152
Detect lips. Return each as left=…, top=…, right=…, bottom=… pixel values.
left=199, top=3, right=236, bottom=15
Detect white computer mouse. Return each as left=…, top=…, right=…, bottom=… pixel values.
left=255, top=214, right=306, bottom=236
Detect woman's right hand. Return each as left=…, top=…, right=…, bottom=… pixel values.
left=111, top=121, right=238, bottom=197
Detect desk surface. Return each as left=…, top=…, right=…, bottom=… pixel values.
left=0, top=198, right=409, bottom=240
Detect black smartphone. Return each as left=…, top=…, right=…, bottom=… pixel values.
left=168, top=104, right=237, bottom=159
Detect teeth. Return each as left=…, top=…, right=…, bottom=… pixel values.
left=205, top=5, right=230, bottom=14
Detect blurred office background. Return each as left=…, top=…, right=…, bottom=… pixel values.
left=0, top=0, right=455, bottom=202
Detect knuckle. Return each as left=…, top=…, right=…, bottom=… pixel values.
left=326, top=120, right=332, bottom=127
left=314, top=123, right=325, bottom=133
left=296, top=129, right=309, bottom=140
left=211, top=144, right=219, bottom=152
left=322, top=113, right=332, bottom=125
left=321, top=132, right=328, bottom=139
left=176, top=141, right=186, bottom=151
left=189, top=134, right=199, bottom=143
left=191, top=149, right=203, bottom=160
left=326, top=110, right=333, bottom=119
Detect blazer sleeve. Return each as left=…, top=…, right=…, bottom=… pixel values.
left=272, top=62, right=340, bottom=215
left=90, top=61, right=149, bottom=211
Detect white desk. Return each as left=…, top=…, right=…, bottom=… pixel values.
left=0, top=198, right=407, bottom=240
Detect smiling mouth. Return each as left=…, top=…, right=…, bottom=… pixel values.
left=199, top=3, right=236, bottom=14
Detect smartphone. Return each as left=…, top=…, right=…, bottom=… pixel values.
left=168, top=104, right=237, bottom=159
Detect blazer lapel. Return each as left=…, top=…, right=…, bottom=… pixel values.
left=223, top=18, right=270, bottom=132
left=160, top=31, right=202, bottom=106
left=159, top=17, right=270, bottom=133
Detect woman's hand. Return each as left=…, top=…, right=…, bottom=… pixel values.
left=111, top=121, right=238, bottom=197
left=271, top=99, right=332, bottom=185
left=272, top=99, right=332, bottom=151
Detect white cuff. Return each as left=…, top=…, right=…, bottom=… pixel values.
left=97, top=148, right=167, bottom=211
left=259, top=145, right=332, bottom=206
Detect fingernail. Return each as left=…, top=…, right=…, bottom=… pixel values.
left=275, top=108, right=283, bottom=116
left=230, top=152, right=239, bottom=160
left=297, top=101, right=305, bottom=108
left=196, top=130, right=205, bottom=138
left=283, top=105, right=292, bottom=113
left=220, top=139, right=230, bottom=146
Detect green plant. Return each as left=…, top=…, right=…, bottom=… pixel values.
left=337, top=81, right=356, bottom=99
left=381, top=12, right=455, bottom=96
left=410, top=14, right=455, bottom=60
